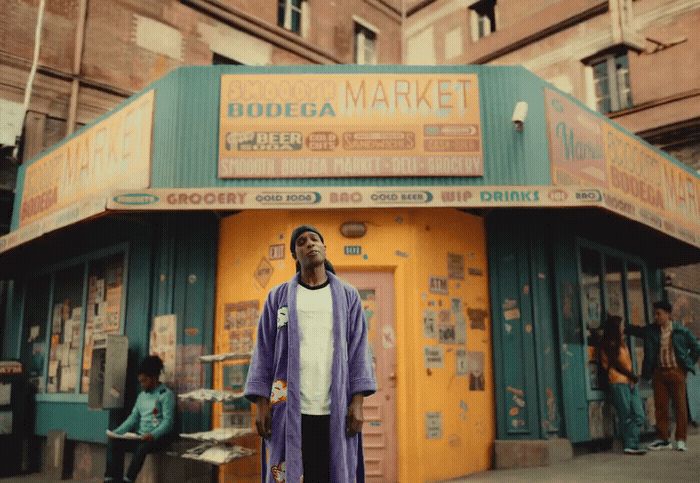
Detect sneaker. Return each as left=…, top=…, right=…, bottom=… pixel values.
left=647, top=439, right=672, bottom=450
left=624, top=448, right=647, bottom=455
left=676, top=441, right=687, bottom=451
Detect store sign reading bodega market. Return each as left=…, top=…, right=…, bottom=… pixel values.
left=218, top=73, right=483, bottom=178
left=545, top=88, right=700, bottom=246
left=19, top=90, right=155, bottom=227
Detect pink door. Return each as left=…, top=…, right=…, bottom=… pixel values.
left=339, top=272, right=397, bottom=482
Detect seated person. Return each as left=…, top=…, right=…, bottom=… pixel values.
left=105, top=355, right=175, bottom=483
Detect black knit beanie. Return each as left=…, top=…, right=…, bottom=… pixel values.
left=289, top=225, right=324, bottom=256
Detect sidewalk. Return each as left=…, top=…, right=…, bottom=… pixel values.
left=449, top=433, right=700, bottom=482
left=2, top=434, right=699, bottom=482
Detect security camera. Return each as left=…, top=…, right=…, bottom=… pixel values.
left=512, top=101, right=528, bottom=131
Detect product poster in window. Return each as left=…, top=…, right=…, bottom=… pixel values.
left=224, top=301, right=260, bottom=355
left=82, top=254, right=125, bottom=393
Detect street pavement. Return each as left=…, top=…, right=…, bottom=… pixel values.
left=447, top=433, right=700, bottom=482
left=1, top=434, right=698, bottom=482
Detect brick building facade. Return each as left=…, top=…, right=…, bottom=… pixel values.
left=406, top=0, right=700, bottom=331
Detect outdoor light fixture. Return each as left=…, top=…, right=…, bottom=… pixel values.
left=512, top=101, right=528, bottom=131
left=340, top=221, right=367, bottom=238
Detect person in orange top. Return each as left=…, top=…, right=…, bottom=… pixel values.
left=599, top=315, right=646, bottom=455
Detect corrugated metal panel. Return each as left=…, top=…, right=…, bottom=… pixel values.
left=150, top=65, right=554, bottom=188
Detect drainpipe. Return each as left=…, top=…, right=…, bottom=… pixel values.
left=67, top=0, right=89, bottom=135
left=12, top=0, right=46, bottom=159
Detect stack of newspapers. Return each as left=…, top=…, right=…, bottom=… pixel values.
left=181, top=442, right=255, bottom=465
left=180, top=428, right=254, bottom=443
left=177, top=388, right=245, bottom=402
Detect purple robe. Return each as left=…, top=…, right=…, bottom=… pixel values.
left=245, top=272, right=377, bottom=483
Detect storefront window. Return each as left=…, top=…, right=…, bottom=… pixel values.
left=48, top=265, right=85, bottom=394
left=604, top=256, right=625, bottom=319
left=578, top=243, right=650, bottom=396
left=580, top=247, right=602, bottom=390
left=626, top=263, right=648, bottom=372
left=21, top=276, right=51, bottom=392
left=81, top=254, right=125, bottom=393
left=20, top=246, right=127, bottom=396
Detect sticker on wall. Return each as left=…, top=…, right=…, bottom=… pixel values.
left=382, top=325, right=396, bottom=349
left=468, top=351, right=485, bottom=391
left=424, top=346, right=444, bottom=369
left=395, top=250, right=409, bottom=258
left=423, top=309, right=436, bottom=338
left=447, top=253, right=465, bottom=280
left=225, top=300, right=260, bottom=354
left=268, top=244, right=285, bottom=260
left=426, top=412, right=442, bottom=439
left=429, top=276, right=448, bottom=295
left=456, top=349, right=468, bottom=375
left=448, top=434, right=462, bottom=448
left=344, top=245, right=362, bottom=255
left=468, top=267, right=483, bottom=276
left=438, top=310, right=456, bottom=344
left=460, top=400, right=468, bottom=420
left=468, top=308, right=487, bottom=330
left=254, top=258, right=274, bottom=288
left=506, top=386, right=524, bottom=397
left=503, top=298, right=520, bottom=320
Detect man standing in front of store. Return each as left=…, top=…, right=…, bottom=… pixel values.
left=245, top=225, right=376, bottom=483
left=627, top=301, right=700, bottom=451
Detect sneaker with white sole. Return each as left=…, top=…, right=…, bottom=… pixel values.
left=676, top=440, right=687, bottom=451
left=624, top=448, right=647, bottom=455
left=647, top=439, right=672, bottom=450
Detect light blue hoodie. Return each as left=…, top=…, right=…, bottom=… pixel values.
left=113, top=383, right=175, bottom=440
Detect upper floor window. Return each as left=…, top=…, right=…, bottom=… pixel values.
left=354, top=21, right=377, bottom=65
left=278, top=0, right=305, bottom=35
left=591, top=53, right=632, bottom=114
left=470, top=0, right=496, bottom=41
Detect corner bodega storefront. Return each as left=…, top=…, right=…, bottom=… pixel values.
left=1, top=66, right=699, bottom=481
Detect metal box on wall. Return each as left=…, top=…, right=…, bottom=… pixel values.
left=88, top=335, right=128, bottom=409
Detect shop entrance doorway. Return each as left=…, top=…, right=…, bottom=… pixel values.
left=338, top=271, right=397, bottom=483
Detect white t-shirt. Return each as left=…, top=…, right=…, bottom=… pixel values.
left=297, top=280, right=334, bottom=415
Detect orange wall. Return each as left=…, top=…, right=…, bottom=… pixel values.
left=214, top=208, right=494, bottom=481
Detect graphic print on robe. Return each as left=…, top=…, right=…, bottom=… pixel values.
left=277, top=306, right=289, bottom=328
left=270, top=380, right=288, bottom=405
left=271, top=461, right=286, bottom=482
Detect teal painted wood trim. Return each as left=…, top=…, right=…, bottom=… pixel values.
left=552, top=232, right=590, bottom=443
left=528, top=227, right=564, bottom=437
left=35, top=393, right=88, bottom=403
left=171, top=213, right=217, bottom=433
left=488, top=220, right=508, bottom=441
left=487, top=212, right=541, bottom=439
left=9, top=165, right=25, bottom=231
left=35, top=400, right=109, bottom=443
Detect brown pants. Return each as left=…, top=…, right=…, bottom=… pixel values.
left=652, top=367, right=688, bottom=441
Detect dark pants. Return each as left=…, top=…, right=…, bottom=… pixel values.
left=302, top=414, right=330, bottom=483
left=653, top=367, right=688, bottom=441
left=105, top=437, right=169, bottom=482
